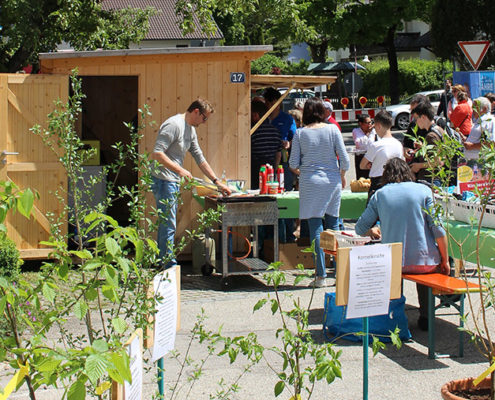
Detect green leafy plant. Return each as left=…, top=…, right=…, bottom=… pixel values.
left=285, top=59, right=311, bottom=76
left=418, top=103, right=495, bottom=399
left=0, top=71, right=222, bottom=400
left=254, top=264, right=342, bottom=399
left=251, top=53, right=289, bottom=75
left=252, top=263, right=401, bottom=399
left=0, top=234, right=22, bottom=279
left=0, top=180, right=32, bottom=279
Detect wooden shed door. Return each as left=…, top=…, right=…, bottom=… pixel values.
left=0, top=74, right=68, bottom=259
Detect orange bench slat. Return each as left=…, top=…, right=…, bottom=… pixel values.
left=402, top=273, right=481, bottom=294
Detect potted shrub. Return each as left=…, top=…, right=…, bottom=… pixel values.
left=415, top=99, right=495, bottom=399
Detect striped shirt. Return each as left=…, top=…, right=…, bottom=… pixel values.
left=251, top=120, right=282, bottom=162
left=289, top=124, right=350, bottom=219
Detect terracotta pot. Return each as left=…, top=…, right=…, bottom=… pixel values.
left=441, top=377, right=491, bottom=399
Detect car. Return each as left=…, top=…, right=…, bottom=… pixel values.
left=280, top=89, right=316, bottom=111
left=386, top=90, right=444, bottom=130
left=279, top=88, right=316, bottom=98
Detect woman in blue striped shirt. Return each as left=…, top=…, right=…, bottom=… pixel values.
left=289, top=98, right=350, bottom=287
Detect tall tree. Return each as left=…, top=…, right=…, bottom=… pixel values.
left=298, top=0, right=341, bottom=62
left=329, top=0, right=433, bottom=104
left=176, top=0, right=314, bottom=57
left=0, top=0, right=155, bottom=72
left=431, top=0, right=495, bottom=69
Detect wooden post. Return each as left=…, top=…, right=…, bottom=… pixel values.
left=249, top=82, right=296, bottom=135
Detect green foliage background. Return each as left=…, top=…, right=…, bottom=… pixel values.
left=251, top=53, right=310, bottom=75
left=431, top=0, right=495, bottom=69
left=0, top=235, right=21, bottom=279
left=251, top=54, right=288, bottom=75
left=358, top=58, right=453, bottom=100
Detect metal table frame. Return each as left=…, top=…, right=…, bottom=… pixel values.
left=204, top=196, right=279, bottom=287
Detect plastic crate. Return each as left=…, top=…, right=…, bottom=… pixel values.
left=451, top=199, right=495, bottom=229
left=334, top=231, right=371, bottom=248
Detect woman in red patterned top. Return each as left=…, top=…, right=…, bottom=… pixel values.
left=450, top=89, right=472, bottom=140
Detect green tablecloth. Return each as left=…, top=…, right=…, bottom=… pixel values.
left=275, top=190, right=368, bottom=219
left=446, top=219, right=495, bottom=268
left=193, top=190, right=368, bottom=220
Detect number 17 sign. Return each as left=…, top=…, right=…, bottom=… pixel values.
left=230, top=72, right=245, bottom=83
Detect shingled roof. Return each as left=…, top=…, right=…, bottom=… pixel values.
left=102, top=0, right=223, bottom=40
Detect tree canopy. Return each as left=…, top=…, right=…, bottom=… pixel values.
left=431, top=0, right=495, bottom=69
left=0, top=0, right=156, bottom=72
left=176, top=0, right=316, bottom=57
left=326, top=0, right=433, bottom=103
left=176, top=0, right=439, bottom=102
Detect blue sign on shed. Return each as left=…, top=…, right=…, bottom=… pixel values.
left=230, top=72, right=245, bottom=83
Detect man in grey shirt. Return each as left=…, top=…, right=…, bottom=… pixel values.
left=151, top=98, right=230, bottom=267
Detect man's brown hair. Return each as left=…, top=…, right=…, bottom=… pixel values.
left=187, top=98, right=214, bottom=114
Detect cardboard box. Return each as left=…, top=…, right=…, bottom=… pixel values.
left=320, top=230, right=337, bottom=252
left=264, top=240, right=314, bottom=269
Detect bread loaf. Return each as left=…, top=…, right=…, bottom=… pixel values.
left=350, top=177, right=371, bottom=192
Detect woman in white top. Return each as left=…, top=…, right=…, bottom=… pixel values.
left=352, top=114, right=377, bottom=179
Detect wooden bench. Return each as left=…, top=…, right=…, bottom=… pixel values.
left=402, top=273, right=482, bottom=359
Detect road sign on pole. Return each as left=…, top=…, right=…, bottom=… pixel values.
left=458, top=41, right=491, bottom=70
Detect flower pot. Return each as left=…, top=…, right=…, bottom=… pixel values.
left=441, top=377, right=491, bottom=399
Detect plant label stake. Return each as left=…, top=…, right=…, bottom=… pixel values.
left=335, top=243, right=402, bottom=400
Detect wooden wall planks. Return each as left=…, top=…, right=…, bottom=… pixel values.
left=35, top=49, right=265, bottom=257
left=1, top=74, right=68, bottom=256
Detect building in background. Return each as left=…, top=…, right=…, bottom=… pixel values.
left=57, top=0, right=223, bottom=51
left=287, top=20, right=435, bottom=65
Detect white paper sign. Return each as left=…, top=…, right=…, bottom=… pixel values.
left=346, top=244, right=392, bottom=319
left=124, top=332, right=143, bottom=400
left=152, top=266, right=178, bottom=362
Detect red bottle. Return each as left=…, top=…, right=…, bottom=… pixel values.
left=267, top=164, right=274, bottom=183
left=259, top=166, right=267, bottom=194
left=276, top=164, right=284, bottom=192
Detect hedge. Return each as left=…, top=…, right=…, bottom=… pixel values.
left=358, top=58, right=453, bottom=101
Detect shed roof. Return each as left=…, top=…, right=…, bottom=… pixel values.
left=251, top=74, right=337, bottom=90
left=39, top=45, right=272, bottom=60
left=101, top=0, right=223, bottom=40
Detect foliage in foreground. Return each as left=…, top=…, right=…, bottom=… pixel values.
left=0, top=72, right=221, bottom=400
left=417, top=101, right=495, bottom=399
left=166, top=262, right=401, bottom=400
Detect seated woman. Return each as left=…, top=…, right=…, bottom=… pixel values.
left=355, top=158, right=449, bottom=330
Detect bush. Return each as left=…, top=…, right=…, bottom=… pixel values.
left=359, top=58, right=453, bottom=100
left=251, top=53, right=288, bottom=75
left=0, top=234, right=21, bottom=278
left=285, top=59, right=311, bottom=75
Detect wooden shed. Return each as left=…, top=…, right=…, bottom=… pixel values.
left=2, top=46, right=274, bottom=259
left=0, top=74, right=68, bottom=259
